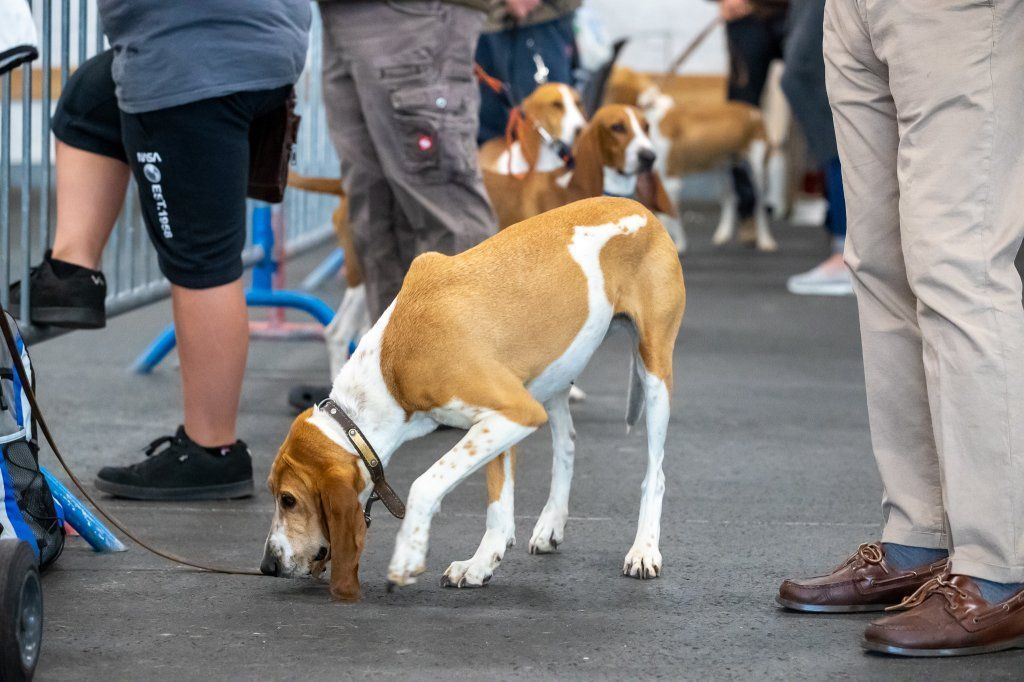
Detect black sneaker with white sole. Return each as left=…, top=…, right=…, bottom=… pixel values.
left=7, top=251, right=107, bottom=329
left=94, top=426, right=253, bottom=501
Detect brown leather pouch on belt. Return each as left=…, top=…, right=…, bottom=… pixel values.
left=247, top=88, right=301, bottom=204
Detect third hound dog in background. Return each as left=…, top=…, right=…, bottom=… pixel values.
left=608, top=66, right=779, bottom=253
left=261, top=196, right=685, bottom=600
left=483, top=104, right=675, bottom=230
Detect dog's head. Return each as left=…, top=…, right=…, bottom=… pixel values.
left=606, top=67, right=676, bottom=124
left=570, top=104, right=659, bottom=196
left=605, top=66, right=653, bottom=107
left=261, top=408, right=367, bottom=602
left=520, top=82, right=587, bottom=151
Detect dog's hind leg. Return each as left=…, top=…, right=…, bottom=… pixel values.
left=441, top=448, right=517, bottom=588
left=711, top=175, right=739, bottom=246
left=528, top=389, right=576, bottom=554
left=747, top=139, right=778, bottom=252
left=622, top=367, right=669, bottom=579
left=622, top=276, right=683, bottom=580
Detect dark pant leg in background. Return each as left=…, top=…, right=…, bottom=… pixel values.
left=725, top=13, right=786, bottom=220
left=475, top=15, right=577, bottom=144
left=781, top=0, right=844, bottom=242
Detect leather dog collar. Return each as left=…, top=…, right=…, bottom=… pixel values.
left=319, top=398, right=406, bottom=526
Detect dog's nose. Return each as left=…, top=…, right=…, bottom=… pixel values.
left=638, top=149, right=657, bottom=171
left=260, top=552, right=281, bottom=577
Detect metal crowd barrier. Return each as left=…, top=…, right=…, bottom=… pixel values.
left=0, top=1, right=340, bottom=343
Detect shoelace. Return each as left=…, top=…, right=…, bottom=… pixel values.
left=888, top=571, right=967, bottom=612
left=836, top=542, right=885, bottom=571
left=130, top=433, right=188, bottom=470
left=144, top=434, right=182, bottom=457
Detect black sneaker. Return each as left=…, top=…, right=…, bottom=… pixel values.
left=7, top=251, right=106, bottom=329
left=288, top=384, right=330, bottom=412
left=94, top=427, right=253, bottom=501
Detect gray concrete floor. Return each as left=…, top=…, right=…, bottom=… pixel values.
left=27, top=212, right=1023, bottom=680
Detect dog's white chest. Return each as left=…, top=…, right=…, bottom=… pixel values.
left=527, top=214, right=647, bottom=402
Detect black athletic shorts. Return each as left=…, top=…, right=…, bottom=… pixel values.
left=51, top=50, right=291, bottom=289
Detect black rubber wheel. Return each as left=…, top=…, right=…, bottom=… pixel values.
left=0, top=540, right=42, bottom=682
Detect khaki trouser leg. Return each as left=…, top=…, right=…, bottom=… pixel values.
left=827, top=0, right=1024, bottom=582
left=824, top=0, right=947, bottom=552
left=320, top=1, right=497, bottom=319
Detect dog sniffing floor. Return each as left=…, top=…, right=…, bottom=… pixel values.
left=30, top=210, right=1022, bottom=680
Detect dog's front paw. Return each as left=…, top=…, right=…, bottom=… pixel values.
left=623, top=545, right=662, bottom=580
left=440, top=556, right=496, bottom=588
left=756, top=235, right=779, bottom=252
left=711, top=229, right=732, bottom=246
left=387, top=544, right=427, bottom=588
left=528, top=510, right=566, bottom=555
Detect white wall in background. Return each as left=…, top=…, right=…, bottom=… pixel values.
left=583, top=0, right=727, bottom=74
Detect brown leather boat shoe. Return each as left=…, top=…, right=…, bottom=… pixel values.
left=863, top=573, right=1024, bottom=657
left=776, top=542, right=949, bottom=613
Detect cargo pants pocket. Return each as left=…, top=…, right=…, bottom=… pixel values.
left=389, top=81, right=475, bottom=184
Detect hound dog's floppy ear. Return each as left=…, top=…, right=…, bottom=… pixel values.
left=568, top=121, right=605, bottom=199
left=320, top=468, right=366, bottom=602
left=636, top=170, right=676, bottom=217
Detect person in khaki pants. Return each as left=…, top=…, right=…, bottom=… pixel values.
left=777, top=0, right=1024, bottom=657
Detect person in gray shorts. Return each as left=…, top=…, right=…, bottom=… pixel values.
left=11, top=0, right=310, bottom=500
left=317, top=0, right=498, bottom=321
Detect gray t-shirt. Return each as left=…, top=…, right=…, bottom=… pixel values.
left=97, top=0, right=311, bottom=114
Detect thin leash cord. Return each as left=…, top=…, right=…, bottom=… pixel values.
left=0, top=308, right=261, bottom=576
left=660, top=15, right=723, bottom=83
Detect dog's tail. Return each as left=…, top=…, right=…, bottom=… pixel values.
left=625, top=351, right=645, bottom=433
left=288, top=171, right=345, bottom=197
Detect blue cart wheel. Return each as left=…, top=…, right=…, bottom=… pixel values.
left=0, top=539, right=42, bottom=682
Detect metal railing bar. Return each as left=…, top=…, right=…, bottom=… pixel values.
left=0, top=75, right=10, bottom=310
left=19, top=54, right=33, bottom=325
left=77, top=0, right=87, bottom=66
left=41, top=0, right=53, bottom=250
left=60, top=0, right=70, bottom=88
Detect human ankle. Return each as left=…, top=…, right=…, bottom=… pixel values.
left=883, top=543, right=948, bottom=570
left=183, top=427, right=237, bottom=451
left=49, top=247, right=101, bottom=272
left=972, top=577, right=1024, bottom=604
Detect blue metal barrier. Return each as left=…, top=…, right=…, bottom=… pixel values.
left=300, top=247, right=346, bottom=292
left=131, top=205, right=335, bottom=374
left=42, top=467, right=127, bottom=553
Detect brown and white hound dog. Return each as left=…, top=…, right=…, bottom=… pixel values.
left=483, top=103, right=676, bottom=230
left=261, top=196, right=686, bottom=600
left=608, top=66, right=778, bottom=253
left=478, top=82, right=586, bottom=177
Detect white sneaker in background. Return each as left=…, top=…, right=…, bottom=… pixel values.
left=789, top=197, right=830, bottom=228
left=787, top=263, right=854, bottom=296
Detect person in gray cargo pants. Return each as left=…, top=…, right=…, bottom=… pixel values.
left=319, top=0, right=498, bottom=321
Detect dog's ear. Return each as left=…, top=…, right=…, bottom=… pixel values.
left=568, top=122, right=605, bottom=199
left=635, top=170, right=676, bottom=217
left=319, top=468, right=365, bottom=602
